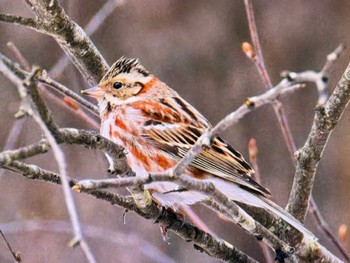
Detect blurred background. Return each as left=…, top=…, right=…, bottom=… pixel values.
left=0, top=0, right=350, bottom=262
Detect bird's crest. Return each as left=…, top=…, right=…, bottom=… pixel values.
left=100, top=56, right=149, bottom=82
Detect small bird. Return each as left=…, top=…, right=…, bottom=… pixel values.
left=82, top=57, right=314, bottom=240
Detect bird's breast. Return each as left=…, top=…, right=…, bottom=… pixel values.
left=101, top=106, right=176, bottom=174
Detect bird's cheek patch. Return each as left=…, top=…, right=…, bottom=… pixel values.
left=132, top=85, right=144, bottom=96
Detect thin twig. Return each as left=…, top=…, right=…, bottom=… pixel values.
left=309, top=198, right=349, bottom=262
left=39, top=73, right=99, bottom=114
left=0, top=14, right=38, bottom=30
left=1, top=219, right=176, bottom=263
left=248, top=138, right=274, bottom=263
left=179, top=206, right=214, bottom=235
left=26, top=88, right=96, bottom=263
left=243, top=1, right=349, bottom=260
left=0, top=62, right=97, bottom=263
left=0, top=50, right=99, bottom=121
left=0, top=228, right=20, bottom=263
left=243, top=0, right=296, bottom=160
left=7, top=42, right=31, bottom=70
left=281, top=44, right=344, bottom=105
left=3, top=161, right=257, bottom=263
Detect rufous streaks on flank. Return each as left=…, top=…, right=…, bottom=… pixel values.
left=109, top=123, right=113, bottom=138
left=154, top=154, right=176, bottom=171
left=115, top=117, right=127, bottom=131
left=130, top=147, right=151, bottom=170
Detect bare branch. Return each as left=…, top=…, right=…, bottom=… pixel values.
left=321, top=44, right=345, bottom=75
left=243, top=1, right=348, bottom=259
left=3, top=161, right=257, bottom=263
left=74, top=173, right=342, bottom=262
left=1, top=219, right=176, bottom=263
left=0, top=62, right=96, bottom=263
left=0, top=51, right=99, bottom=117
left=0, top=13, right=39, bottom=29
left=282, top=44, right=344, bottom=105
left=0, top=228, right=21, bottom=263
left=287, top=62, right=350, bottom=222
left=9, top=0, right=109, bottom=84
left=247, top=139, right=274, bottom=263
left=39, top=72, right=99, bottom=114
left=50, top=0, right=124, bottom=78
left=243, top=0, right=297, bottom=160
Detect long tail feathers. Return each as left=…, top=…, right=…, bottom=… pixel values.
left=147, top=178, right=316, bottom=242
left=211, top=178, right=316, bottom=241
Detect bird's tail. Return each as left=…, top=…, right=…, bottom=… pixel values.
left=211, top=178, right=316, bottom=242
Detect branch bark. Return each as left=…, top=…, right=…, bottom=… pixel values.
left=0, top=0, right=109, bottom=84
left=3, top=160, right=258, bottom=263
left=287, top=63, right=350, bottom=221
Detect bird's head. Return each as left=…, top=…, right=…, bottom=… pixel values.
left=81, top=57, right=153, bottom=106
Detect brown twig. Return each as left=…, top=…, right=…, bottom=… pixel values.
left=1, top=50, right=99, bottom=125
left=248, top=139, right=274, bottom=263
left=0, top=62, right=97, bottom=263
left=180, top=206, right=214, bottom=235
left=38, top=73, right=99, bottom=114
left=0, top=228, right=21, bottom=263
left=243, top=1, right=349, bottom=260
left=7, top=42, right=31, bottom=71
left=243, top=0, right=296, bottom=160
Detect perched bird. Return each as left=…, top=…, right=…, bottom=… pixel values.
left=82, top=57, right=314, bottom=240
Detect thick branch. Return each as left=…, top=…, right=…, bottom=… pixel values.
left=287, top=63, right=350, bottom=221
left=243, top=2, right=348, bottom=259
left=3, top=161, right=257, bottom=263
left=0, top=0, right=109, bottom=84
left=74, top=174, right=342, bottom=262
left=49, top=0, right=124, bottom=78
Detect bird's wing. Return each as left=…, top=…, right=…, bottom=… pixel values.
left=133, top=96, right=270, bottom=196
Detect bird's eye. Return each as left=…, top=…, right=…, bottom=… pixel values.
left=113, top=82, right=123, bottom=90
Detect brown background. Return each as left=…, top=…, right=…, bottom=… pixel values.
left=0, top=0, right=350, bottom=262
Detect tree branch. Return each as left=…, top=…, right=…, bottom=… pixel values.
left=1, top=219, right=176, bottom=263
left=0, top=228, right=20, bottom=263
left=0, top=13, right=38, bottom=29
left=3, top=161, right=258, bottom=263
left=287, top=62, right=350, bottom=222
left=0, top=0, right=109, bottom=84
left=243, top=1, right=349, bottom=260
left=0, top=61, right=97, bottom=263
left=49, top=0, right=124, bottom=78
